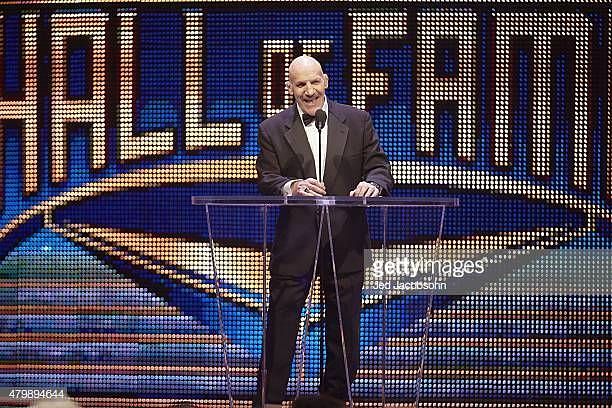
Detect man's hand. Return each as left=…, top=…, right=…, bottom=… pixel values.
left=349, top=181, right=379, bottom=197
left=291, top=178, right=327, bottom=196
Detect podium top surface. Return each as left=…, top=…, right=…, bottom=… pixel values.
left=191, top=195, right=458, bottom=207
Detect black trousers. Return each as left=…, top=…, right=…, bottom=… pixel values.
left=254, top=255, right=364, bottom=405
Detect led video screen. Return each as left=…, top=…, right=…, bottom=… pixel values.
left=1, top=2, right=610, bottom=406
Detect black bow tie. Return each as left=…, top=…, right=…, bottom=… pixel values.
left=302, top=113, right=315, bottom=126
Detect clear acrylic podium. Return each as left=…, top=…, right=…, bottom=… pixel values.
left=191, top=195, right=458, bottom=407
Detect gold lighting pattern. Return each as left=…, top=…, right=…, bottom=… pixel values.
left=50, top=12, right=109, bottom=184
left=261, top=39, right=293, bottom=119
left=416, top=10, right=477, bottom=161
left=494, top=12, right=591, bottom=190
left=118, top=9, right=174, bottom=162
left=300, top=39, right=332, bottom=60
left=348, top=11, right=408, bottom=110
left=183, top=9, right=242, bottom=151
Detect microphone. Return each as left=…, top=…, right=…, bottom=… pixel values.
left=314, top=109, right=326, bottom=183
left=314, top=109, right=327, bottom=131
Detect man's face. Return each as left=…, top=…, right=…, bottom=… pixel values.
left=287, top=63, right=328, bottom=116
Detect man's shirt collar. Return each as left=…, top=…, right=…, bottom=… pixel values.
left=296, top=97, right=328, bottom=127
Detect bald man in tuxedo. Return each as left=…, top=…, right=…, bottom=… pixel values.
left=255, top=56, right=393, bottom=407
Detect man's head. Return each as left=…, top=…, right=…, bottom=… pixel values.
left=286, top=55, right=329, bottom=116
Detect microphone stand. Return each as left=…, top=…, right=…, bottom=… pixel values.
left=318, top=128, right=322, bottom=183
left=314, top=109, right=326, bottom=183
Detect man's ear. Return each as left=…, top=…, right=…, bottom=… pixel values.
left=323, top=74, right=329, bottom=89
left=285, top=80, right=293, bottom=95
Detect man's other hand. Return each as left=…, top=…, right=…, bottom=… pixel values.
left=349, top=181, right=379, bottom=197
left=292, top=178, right=327, bottom=196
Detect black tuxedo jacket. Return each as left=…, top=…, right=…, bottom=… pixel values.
left=256, top=101, right=393, bottom=278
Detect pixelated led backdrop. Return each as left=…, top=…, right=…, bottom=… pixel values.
left=1, top=2, right=610, bottom=406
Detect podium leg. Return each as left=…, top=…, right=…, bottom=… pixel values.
left=381, top=206, right=388, bottom=408
left=414, top=205, right=446, bottom=407
left=323, top=205, right=354, bottom=408
left=261, top=205, right=268, bottom=407
left=295, top=210, right=325, bottom=399
left=205, top=204, right=234, bottom=407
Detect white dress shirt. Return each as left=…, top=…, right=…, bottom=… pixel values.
left=282, top=98, right=329, bottom=195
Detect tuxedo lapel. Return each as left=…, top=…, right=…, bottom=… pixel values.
left=323, top=101, right=348, bottom=189
left=282, top=107, right=316, bottom=179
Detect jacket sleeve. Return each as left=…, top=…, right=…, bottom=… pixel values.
left=362, top=112, right=394, bottom=196
left=256, top=123, right=292, bottom=195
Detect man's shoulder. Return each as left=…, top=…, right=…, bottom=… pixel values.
left=329, top=101, right=370, bottom=120
left=260, top=105, right=295, bottom=129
